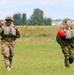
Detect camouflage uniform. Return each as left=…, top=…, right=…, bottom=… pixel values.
left=0, top=15, right=20, bottom=71
left=56, top=26, right=74, bottom=67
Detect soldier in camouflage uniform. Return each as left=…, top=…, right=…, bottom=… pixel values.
left=56, top=18, right=74, bottom=67
left=0, top=15, right=20, bottom=71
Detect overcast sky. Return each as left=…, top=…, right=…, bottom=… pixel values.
left=0, top=0, right=74, bottom=20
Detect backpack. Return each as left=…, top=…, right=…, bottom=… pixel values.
left=3, top=26, right=16, bottom=36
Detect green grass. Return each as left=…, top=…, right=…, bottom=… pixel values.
left=0, top=26, right=74, bottom=75
left=18, top=26, right=59, bottom=37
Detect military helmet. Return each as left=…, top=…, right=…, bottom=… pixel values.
left=5, top=15, right=13, bottom=21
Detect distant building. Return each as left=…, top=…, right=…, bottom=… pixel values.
left=72, top=20, right=74, bottom=24
left=52, top=20, right=62, bottom=26
left=52, top=20, right=74, bottom=26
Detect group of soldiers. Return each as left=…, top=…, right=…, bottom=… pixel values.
left=0, top=15, right=20, bottom=71
left=0, top=15, right=73, bottom=71
left=56, top=18, right=74, bottom=68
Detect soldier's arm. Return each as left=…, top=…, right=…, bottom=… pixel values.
left=16, top=29, right=20, bottom=38
left=0, top=22, right=3, bottom=35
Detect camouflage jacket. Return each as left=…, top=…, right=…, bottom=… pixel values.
left=56, top=26, right=74, bottom=47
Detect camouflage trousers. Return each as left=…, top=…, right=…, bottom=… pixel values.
left=61, top=46, right=74, bottom=67
left=1, top=40, right=15, bottom=68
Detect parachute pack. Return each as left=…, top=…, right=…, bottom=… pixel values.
left=65, top=30, right=74, bottom=39
left=3, top=26, right=16, bottom=36
left=57, top=29, right=74, bottom=39
left=56, top=29, right=74, bottom=46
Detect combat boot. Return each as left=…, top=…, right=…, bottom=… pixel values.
left=65, top=56, right=70, bottom=68
left=69, top=58, right=73, bottom=64
left=65, top=62, right=70, bottom=68
left=6, top=66, right=11, bottom=71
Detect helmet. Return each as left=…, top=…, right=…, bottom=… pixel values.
left=58, top=29, right=66, bottom=37
left=5, top=15, right=13, bottom=21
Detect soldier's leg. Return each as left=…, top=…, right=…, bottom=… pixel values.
left=9, top=57, right=12, bottom=67
left=4, top=56, right=10, bottom=68
left=62, top=46, right=70, bottom=67
left=69, top=48, right=74, bottom=59
left=1, top=43, right=11, bottom=70
left=69, top=57, right=73, bottom=64
left=69, top=47, right=74, bottom=64
left=9, top=41, right=15, bottom=68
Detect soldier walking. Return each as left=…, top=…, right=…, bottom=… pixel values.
left=56, top=18, right=74, bottom=67
left=0, top=15, right=20, bottom=71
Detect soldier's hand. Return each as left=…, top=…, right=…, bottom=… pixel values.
left=13, top=26, right=20, bottom=32
left=64, top=29, right=66, bottom=35
left=71, top=30, right=74, bottom=35
left=0, top=22, right=3, bottom=27
left=13, top=26, right=18, bottom=30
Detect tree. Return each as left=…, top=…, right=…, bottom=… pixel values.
left=22, top=13, right=27, bottom=25
left=43, top=17, right=52, bottom=25
left=29, top=8, right=44, bottom=25
left=13, top=13, right=22, bottom=25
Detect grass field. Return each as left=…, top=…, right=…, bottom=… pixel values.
left=0, top=26, right=74, bottom=75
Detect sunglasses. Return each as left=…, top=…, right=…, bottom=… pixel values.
left=6, top=20, right=12, bottom=21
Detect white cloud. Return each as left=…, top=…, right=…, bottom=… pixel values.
left=0, top=0, right=74, bottom=19
left=1, top=0, right=74, bottom=6
left=1, top=0, right=73, bottom=9
left=0, top=0, right=59, bottom=6
left=1, top=0, right=10, bottom=5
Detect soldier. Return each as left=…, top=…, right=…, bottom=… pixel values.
left=0, top=15, right=20, bottom=71
left=56, top=18, right=74, bottom=68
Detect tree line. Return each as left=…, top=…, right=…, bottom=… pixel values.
left=13, top=8, right=52, bottom=25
